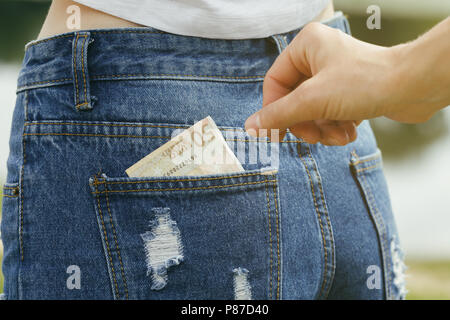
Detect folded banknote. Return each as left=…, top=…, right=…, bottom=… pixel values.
left=126, top=116, right=244, bottom=177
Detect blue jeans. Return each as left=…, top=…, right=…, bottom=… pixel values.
left=1, top=12, right=406, bottom=300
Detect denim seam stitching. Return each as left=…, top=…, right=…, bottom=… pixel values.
left=93, top=172, right=268, bottom=185
left=19, top=91, right=28, bottom=261
left=2, top=194, right=19, bottom=198
left=75, top=102, right=89, bottom=109
left=24, top=133, right=171, bottom=139
left=272, top=179, right=281, bottom=300
left=73, top=34, right=80, bottom=106
left=24, top=31, right=168, bottom=50
left=17, top=78, right=72, bottom=90
left=104, top=180, right=129, bottom=299
left=91, top=180, right=276, bottom=194
left=94, top=176, right=121, bottom=298
left=16, top=73, right=264, bottom=91
left=356, top=163, right=382, bottom=173
left=264, top=178, right=273, bottom=300
left=352, top=154, right=381, bottom=164
left=81, top=35, right=88, bottom=105
left=25, top=121, right=244, bottom=131
left=298, top=145, right=328, bottom=298
left=23, top=132, right=302, bottom=143
left=359, top=170, right=391, bottom=299
left=352, top=151, right=391, bottom=298
left=25, top=34, right=73, bottom=49
left=307, top=145, right=335, bottom=298
left=91, top=74, right=265, bottom=80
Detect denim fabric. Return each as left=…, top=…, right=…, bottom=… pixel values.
left=1, top=12, right=406, bottom=300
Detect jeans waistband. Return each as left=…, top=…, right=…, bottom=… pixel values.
left=17, top=11, right=350, bottom=93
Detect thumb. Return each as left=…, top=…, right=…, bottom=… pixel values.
left=245, top=77, right=325, bottom=135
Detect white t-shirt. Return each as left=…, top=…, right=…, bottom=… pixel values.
left=73, top=0, right=330, bottom=39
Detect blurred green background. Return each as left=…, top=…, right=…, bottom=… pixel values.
left=0, top=0, right=449, bottom=299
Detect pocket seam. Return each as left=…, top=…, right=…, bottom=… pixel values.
left=91, top=179, right=276, bottom=195
left=350, top=150, right=392, bottom=299
left=93, top=178, right=121, bottom=299
left=104, top=180, right=129, bottom=300
left=93, top=171, right=271, bottom=185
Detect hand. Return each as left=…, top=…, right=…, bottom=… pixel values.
left=244, top=21, right=448, bottom=145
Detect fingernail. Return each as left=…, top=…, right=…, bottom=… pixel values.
left=245, top=114, right=260, bottom=137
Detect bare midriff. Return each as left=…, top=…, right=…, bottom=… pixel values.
left=38, top=0, right=335, bottom=40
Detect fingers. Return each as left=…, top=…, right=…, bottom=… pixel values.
left=246, top=77, right=322, bottom=133
left=262, top=37, right=310, bottom=107
left=289, top=121, right=321, bottom=144
left=289, top=120, right=359, bottom=146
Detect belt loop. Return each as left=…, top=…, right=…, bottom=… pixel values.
left=72, top=31, right=94, bottom=111
left=270, top=34, right=289, bottom=55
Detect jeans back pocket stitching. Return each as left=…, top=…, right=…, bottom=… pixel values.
left=297, top=145, right=329, bottom=299
left=263, top=178, right=273, bottom=300
left=271, top=178, right=281, bottom=300
left=354, top=161, right=392, bottom=300
left=94, top=176, right=121, bottom=299
left=104, top=179, right=129, bottom=300
left=307, top=145, right=335, bottom=299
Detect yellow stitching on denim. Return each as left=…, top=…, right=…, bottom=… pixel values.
left=91, top=74, right=265, bottom=80
left=24, top=133, right=171, bottom=139
left=17, top=78, right=72, bottom=90
left=359, top=171, right=391, bottom=299
left=272, top=181, right=281, bottom=300
left=19, top=91, right=28, bottom=261
left=94, top=177, right=120, bottom=298
left=355, top=155, right=381, bottom=164
left=25, top=122, right=250, bottom=133
left=80, top=35, right=88, bottom=104
left=25, top=34, right=73, bottom=50
left=3, top=186, right=18, bottom=190
left=75, top=102, right=89, bottom=109
left=73, top=34, right=80, bottom=105
left=104, top=180, right=129, bottom=300
left=356, top=163, right=382, bottom=173
left=264, top=178, right=273, bottom=299
left=24, top=131, right=301, bottom=143
left=93, top=172, right=267, bottom=185
left=306, top=145, right=334, bottom=298
left=24, top=90, right=28, bottom=122
left=351, top=150, right=381, bottom=165
left=25, top=122, right=187, bottom=129
left=2, top=194, right=18, bottom=198
left=361, top=172, right=391, bottom=298
left=92, top=180, right=275, bottom=194
left=298, top=147, right=328, bottom=298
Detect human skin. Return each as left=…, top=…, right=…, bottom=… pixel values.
left=38, top=0, right=145, bottom=39
left=245, top=17, right=450, bottom=145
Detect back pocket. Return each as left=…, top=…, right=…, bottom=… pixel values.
left=350, top=149, right=406, bottom=300
left=88, top=167, right=281, bottom=300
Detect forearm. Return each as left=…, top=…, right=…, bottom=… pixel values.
left=393, top=17, right=450, bottom=116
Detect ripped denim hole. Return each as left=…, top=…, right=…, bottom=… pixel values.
left=233, top=267, right=252, bottom=300
left=391, top=237, right=407, bottom=299
left=141, top=207, right=184, bottom=291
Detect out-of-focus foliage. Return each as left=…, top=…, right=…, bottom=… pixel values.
left=0, top=0, right=50, bottom=62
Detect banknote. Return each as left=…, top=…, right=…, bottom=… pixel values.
left=126, top=116, right=244, bottom=177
